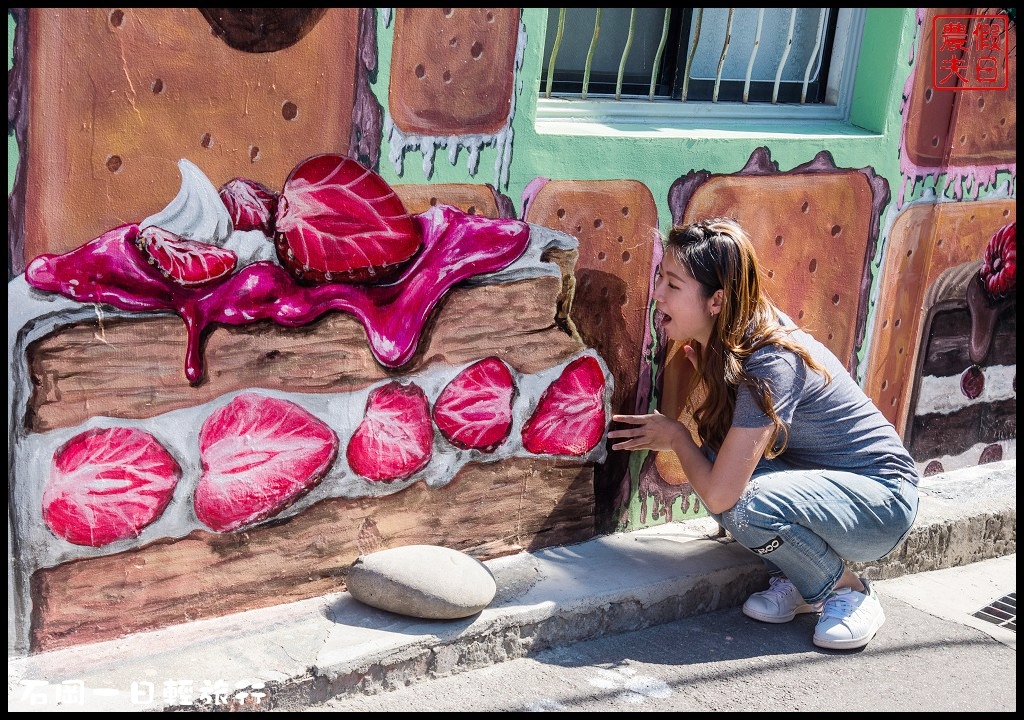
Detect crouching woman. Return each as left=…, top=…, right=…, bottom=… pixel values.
left=608, top=218, right=919, bottom=650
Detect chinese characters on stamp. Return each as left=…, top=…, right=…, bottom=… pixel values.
left=933, top=13, right=1010, bottom=91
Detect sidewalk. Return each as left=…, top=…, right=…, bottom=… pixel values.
left=7, top=459, right=1016, bottom=712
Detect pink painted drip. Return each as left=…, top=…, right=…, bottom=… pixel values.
left=24, top=205, right=531, bottom=384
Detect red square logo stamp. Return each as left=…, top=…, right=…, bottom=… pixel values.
left=933, top=14, right=1009, bottom=91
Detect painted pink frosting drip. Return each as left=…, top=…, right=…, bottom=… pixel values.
left=25, top=204, right=531, bottom=383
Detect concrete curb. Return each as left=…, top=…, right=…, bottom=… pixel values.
left=7, top=459, right=1015, bottom=712
left=853, top=460, right=1017, bottom=578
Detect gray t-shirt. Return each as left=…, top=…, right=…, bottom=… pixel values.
left=732, top=314, right=920, bottom=486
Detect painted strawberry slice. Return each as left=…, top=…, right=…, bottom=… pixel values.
left=42, top=427, right=181, bottom=547
left=960, top=364, right=985, bottom=400
left=219, top=177, right=279, bottom=234
left=274, top=154, right=422, bottom=284
left=347, top=381, right=433, bottom=482
left=522, top=355, right=607, bottom=456
left=979, top=222, right=1016, bottom=300
left=138, top=226, right=237, bottom=287
left=432, top=357, right=516, bottom=452
left=195, top=393, right=339, bottom=532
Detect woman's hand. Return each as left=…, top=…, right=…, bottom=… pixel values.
left=681, top=341, right=701, bottom=369
left=608, top=411, right=686, bottom=452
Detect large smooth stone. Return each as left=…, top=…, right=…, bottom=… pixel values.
left=346, top=544, right=497, bottom=619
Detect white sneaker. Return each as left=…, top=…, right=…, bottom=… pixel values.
left=813, top=578, right=886, bottom=650
left=742, top=576, right=823, bottom=624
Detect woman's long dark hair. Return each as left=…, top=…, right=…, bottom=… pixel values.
left=665, top=218, right=830, bottom=456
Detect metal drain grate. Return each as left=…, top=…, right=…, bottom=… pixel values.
left=972, top=592, right=1016, bottom=632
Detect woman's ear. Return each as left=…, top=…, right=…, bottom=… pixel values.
left=710, top=289, right=724, bottom=316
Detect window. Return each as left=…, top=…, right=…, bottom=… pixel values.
left=538, top=8, right=865, bottom=125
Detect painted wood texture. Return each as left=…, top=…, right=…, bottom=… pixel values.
left=27, top=273, right=582, bottom=433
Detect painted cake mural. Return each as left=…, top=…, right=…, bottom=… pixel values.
left=7, top=8, right=609, bottom=655
left=9, top=154, right=612, bottom=653
left=384, top=8, right=525, bottom=189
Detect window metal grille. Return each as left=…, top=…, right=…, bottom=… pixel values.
left=541, top=8, right=843, bottom=105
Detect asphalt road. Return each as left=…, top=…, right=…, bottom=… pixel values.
left=302, top=555, right=1016, bottom=712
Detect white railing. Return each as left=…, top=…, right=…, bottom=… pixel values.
left=543, top=7, right=834, bottom=105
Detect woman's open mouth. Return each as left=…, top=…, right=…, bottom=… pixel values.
left=654, top=308, right=671, bottom=332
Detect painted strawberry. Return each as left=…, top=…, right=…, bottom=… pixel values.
left=960, top=365, right=985, bottom=400
left=979, top=222, right=1015, bottom=300
left=347, top=381, right=433, bottom=482
left=195, top=393, right=339, bottom=533
left=432, top=357, right=516, bottom=452
left=219, top=177, right=279, bottom=234
left=42, top=427, right=181, bottom=547
left=137, top=226, right=237, bottom=287
left=274, top=154, right=422, bottom=284
left=522, top=355, right=608, bottom=456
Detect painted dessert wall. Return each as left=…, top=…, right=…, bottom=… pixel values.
left=7, top=8, right=1016, bottom=655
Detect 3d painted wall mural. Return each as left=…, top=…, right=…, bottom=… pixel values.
left=7, top=8, right=1015, bottom=655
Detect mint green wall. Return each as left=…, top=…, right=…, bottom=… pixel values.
left=371, top=8, right=917, bottom=234
left=5, top=8, right=919, bottom=231
left=2, top=7, right=928, bottom=534
left=365, top=8, right=921, bottom=531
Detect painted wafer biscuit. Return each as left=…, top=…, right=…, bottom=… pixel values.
left=393, top=183, right=516, bottom=219
left=670, top=147, right=889, bottom=375
left=388, top=8, right=521, bottom=136
left=653, top=340, right=703, bottom=486
left=904, top=8, right=1016, bottom=168
left=903, top=7, right=967, bottom=168
left=523, top=179, right=661, bottom=417
left=19, top=8, right=370, bottom=263
left=946, top=11, right=1016, bottom=166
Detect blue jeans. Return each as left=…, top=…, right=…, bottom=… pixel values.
left=707, top=458, right=919, bottom=605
